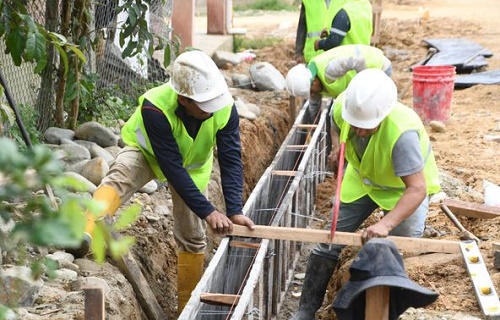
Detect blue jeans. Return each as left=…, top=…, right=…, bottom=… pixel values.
left=312, top=194, right=428, bottom=260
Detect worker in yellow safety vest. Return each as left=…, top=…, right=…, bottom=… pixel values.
left=295, top=0, right=373, bottom=64
left=291, top=69, right=440, bottom=320
left=67, top=50, right=255, bottom=314
left=286, top=44, right=392, bottom=100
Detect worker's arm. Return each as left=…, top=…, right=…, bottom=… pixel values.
left=362, top=171, right=427, bottom=242
left=328, top=126, right=340, bottom=172
left=142, top=100, right=216, bottom=219
left=315, top=9, right=350, bottom=51
left=361, top=131, right=426, bottom=242
left=216, top=106, right=255, bottom=230
left=295, top=4, right=306, bottom=63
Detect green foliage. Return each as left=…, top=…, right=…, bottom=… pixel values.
left=77, top=77, right=163, bottom=125
left=233, top=0, right=297, bottom=11
left=0, top=139, right=86, bottom=249
left=5, top=103, right=42, bottom=150
left=116, top=0, right=170, bottom=65
left=0, top=86, right=15, bottom=136
left=233, top=35, right=283, bottom=52
left=90, top=204, right=140, bottom=263
left=0, top=136, right=140, bottom=271
left=0, top=2, right=85, bottom=75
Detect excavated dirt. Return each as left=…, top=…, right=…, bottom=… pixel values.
left=14, top=1, right=500, bottom=319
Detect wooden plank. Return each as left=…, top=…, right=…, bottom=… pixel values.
left=231, top=225, right=461, bottom=254
left=115, top=252, right=168, bottom=320
left=295, top=124, right=318, bottom=129
left=443, top=198, right=500, bottom=219
left=272, top=170, right=297, bottom=176
left=84, top=287, right=105, bottom=320
left=229, top=240, right=260, bottom=249
left=200, top=293, right=240, bottom=306
left=365, top=286, right=389, bottom=320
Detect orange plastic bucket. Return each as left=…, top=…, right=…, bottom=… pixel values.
left=412, top=65, right=456, bottom=122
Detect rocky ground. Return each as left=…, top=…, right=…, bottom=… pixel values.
left=2, top=0, right=500, bottom=319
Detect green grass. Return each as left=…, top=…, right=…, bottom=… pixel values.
left=233, top=0, right=298, bottom=11
left=233, top=35, right=283, bottom=52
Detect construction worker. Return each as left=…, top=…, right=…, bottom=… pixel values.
left=292, top=69, right=440, bottom=320
left=68, top=50, right=255, bottom=312
left=286, top=44, right=392, bottom=100
left=286, top=44, right=391, bottom=154
left=295, top=0, right=373, bottom=64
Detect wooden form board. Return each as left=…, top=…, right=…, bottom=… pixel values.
left=231, top=225, right=461, bottom=254
left=371, top=0, right=383, bottom=45
left=443, top=199, right=500, bottom=219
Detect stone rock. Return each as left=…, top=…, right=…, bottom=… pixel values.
left=54, top=268, right=78, bottom=282
left=484, top=134, right=500, bottom=143
left=245, top=103, right=261, bottom=116
left=89, top=143, right=115, bottom=166
left=249, top=62, right=286, bottom=91
left=0, top=266, right=43, bottom=307
left=80, top=157, right=109, bottom=186
left=139, top=180, right=159, bottom=194
left=429, top=120, right=446, bottom=133
left=74, top=121, right=118, bottom=148
left=232, top=73, right=253, bottom=89
left=48, top=143, right=91, bottom=164
left=46, top=251, right=75, bottom=267
left=63, top=172, right=97, bottom=193
left=77, top=276, right=111, bottom=295
left=212, top=51, right=242, bottom=68
left=44, top=127, right=75, bottom=144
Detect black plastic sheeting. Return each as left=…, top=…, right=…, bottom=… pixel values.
left=416, top=38, right=500, bottom=88
left=454, top=70, right=500, bottom=89
left=423, top=38, right=493, bottom=73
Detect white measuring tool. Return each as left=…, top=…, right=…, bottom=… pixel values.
left=460, top=240, right=500, bottom=318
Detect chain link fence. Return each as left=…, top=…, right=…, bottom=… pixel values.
left=0, top=0, right=173, bottom=134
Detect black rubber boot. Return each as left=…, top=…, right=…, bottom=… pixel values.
left=292, top=254, right=338, bottom=320
left=66, top=233, right=92, bottom=258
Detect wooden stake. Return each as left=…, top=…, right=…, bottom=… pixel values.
left=84, top=287, right=105, bottom=320
left=365, top=286, right=390, bottom=320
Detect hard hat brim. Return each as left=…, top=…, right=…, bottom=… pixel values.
left=341, top=98, right=395, bottom=129
left=196, top=89, right=234, bottom=113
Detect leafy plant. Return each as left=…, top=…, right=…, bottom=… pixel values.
left=4, top=103, right=42, bottom=150
left=0, top=137, right=140, bottom=315
left=0, top=85, right=15, bottom=137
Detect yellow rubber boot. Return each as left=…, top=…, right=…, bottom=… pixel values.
left=177, top=252, right=205, bottom=314
left=85, top=185, right=121, bottom=235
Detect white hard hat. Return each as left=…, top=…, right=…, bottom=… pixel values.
left=170, top=50, right=233, bottom=113
left=285, top=64, right=312, bottom=98
left=342, top=68, right=397, bottom=129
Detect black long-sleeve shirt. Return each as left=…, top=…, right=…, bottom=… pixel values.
left=295, top=4, right=350, bottom=58
left=141, top=99, right=244, bottom=219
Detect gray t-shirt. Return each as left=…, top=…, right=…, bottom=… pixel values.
left=335, top=124, right=424, bottom=177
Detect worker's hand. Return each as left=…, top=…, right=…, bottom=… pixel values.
left=328, top=148, right=339, bottom=173
left=295, top=55, right=305, bottom=64
left=229, top=214, right=256, bottom=230
left=320, top=28, right=329, bottom=38
left=361, top=222, right=390, bottom=244
left=205, top=210, right=233, bottom=236
left=314, top=40, right=320, bottom=51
